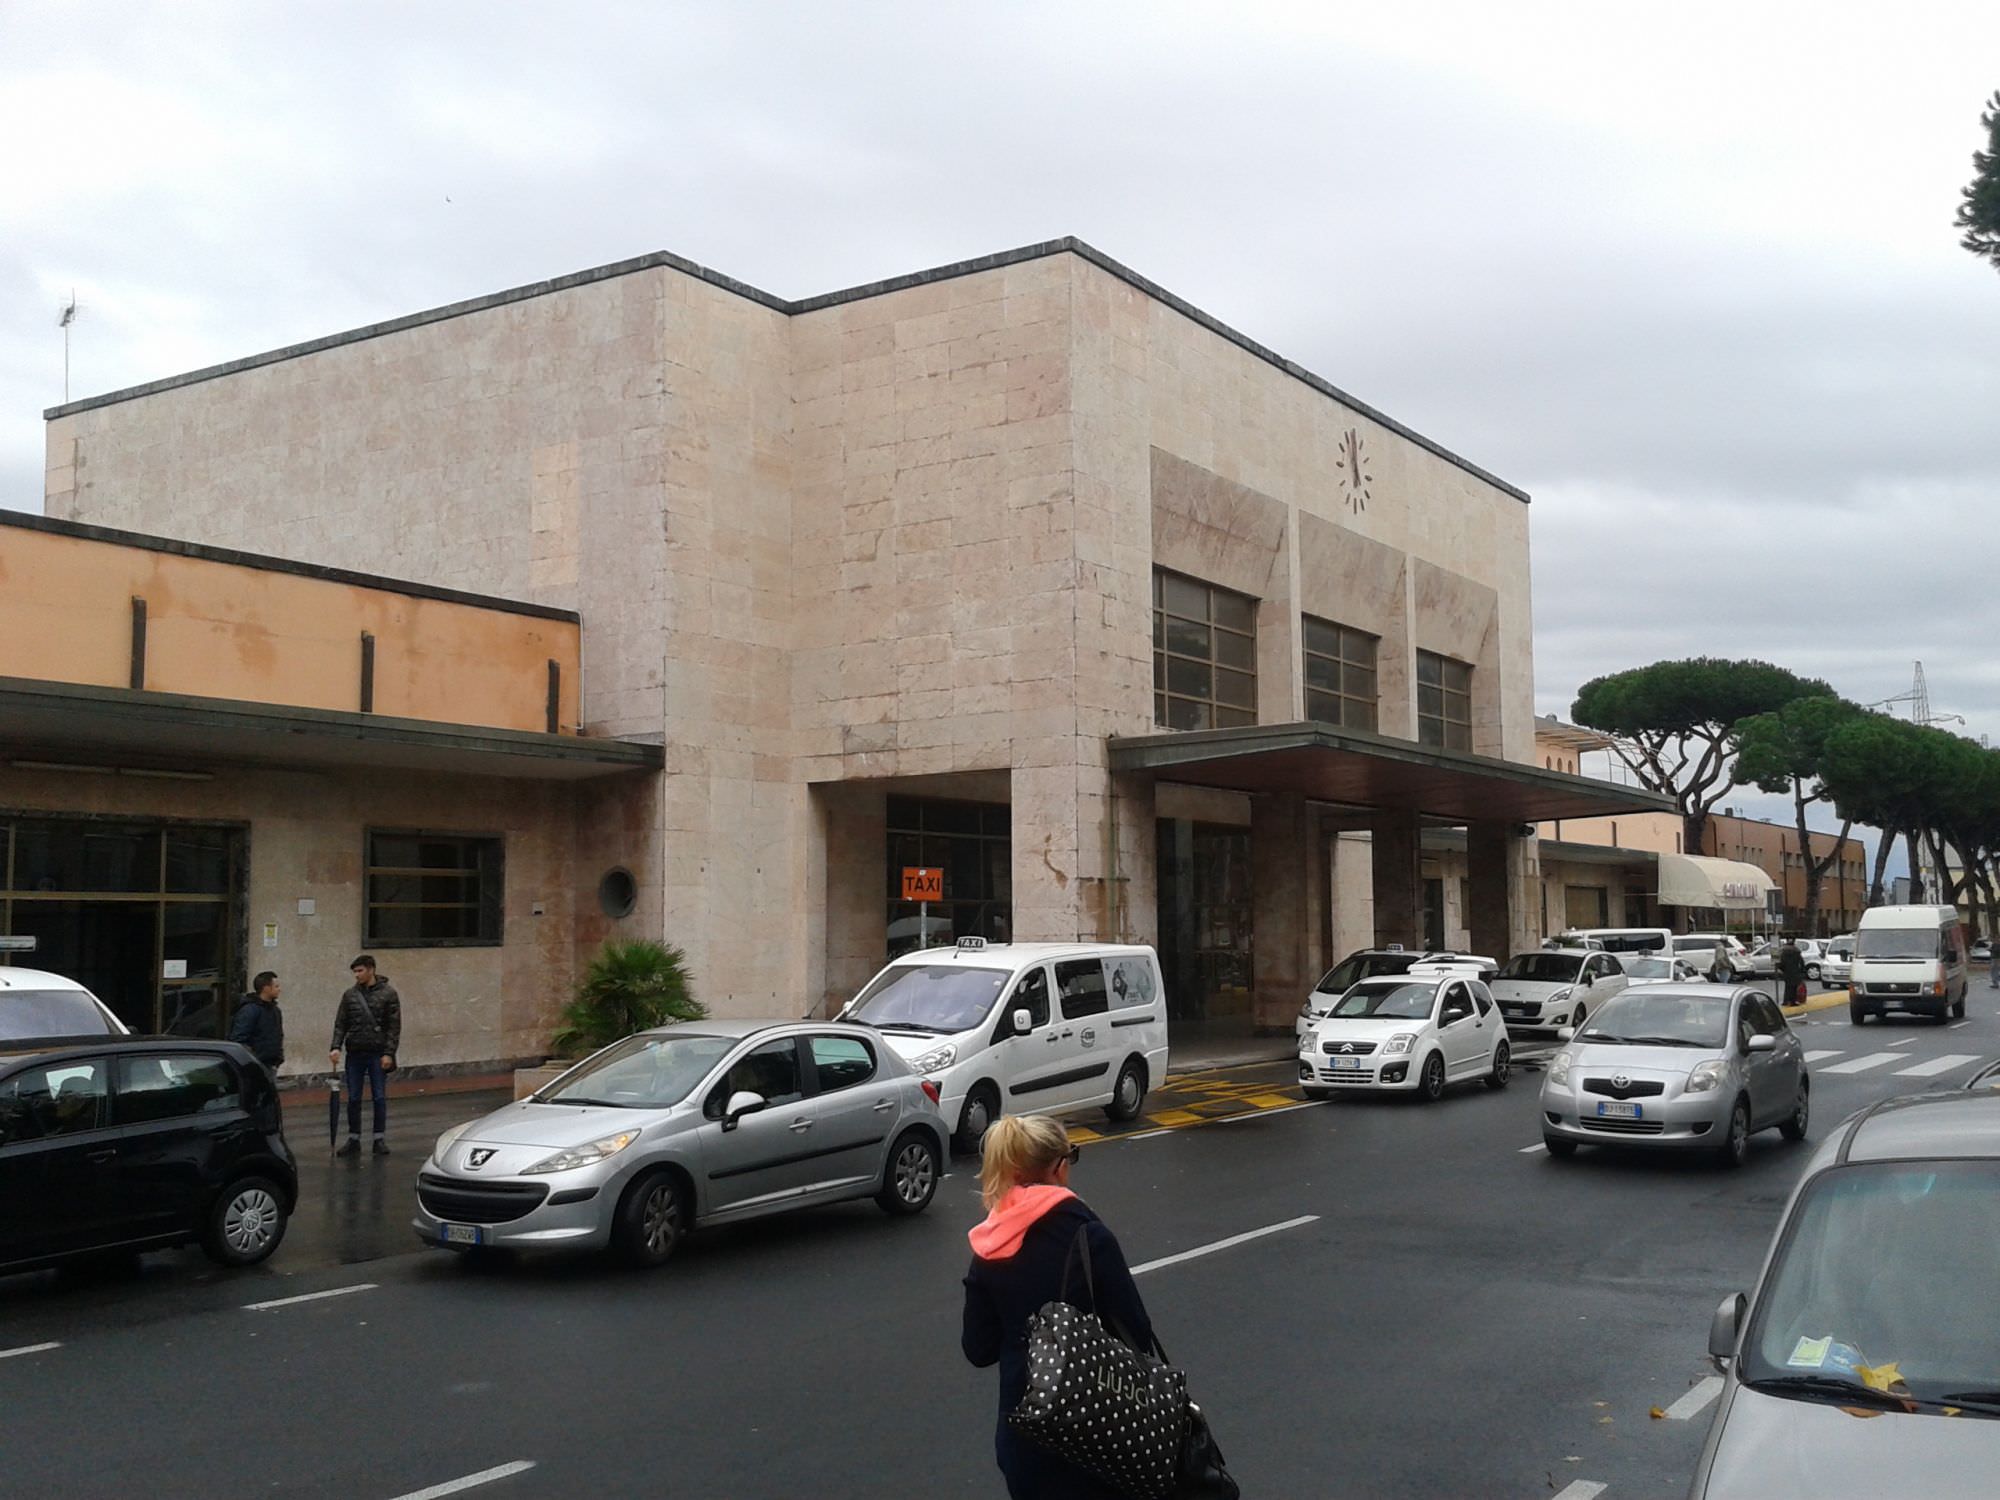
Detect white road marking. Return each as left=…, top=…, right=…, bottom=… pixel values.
left=1216, top=1100, right=1327, bottom=1123
left=1519, top=1142, right=1547, bottom=1154
left=1131, top=1215, right=1319, bottom=1276
left=1950, top=1021, right=1972, bottom=1030
left=1551, top=1483, right=1607, bottom=1500
left=1887, top=1037, right=1919, bottom=1048
left=243, top=1282, right=378, bottom=1312
left=0, top=1342, right=60, bottom=1361
left=386, top=1462, right=536, bottom=1500
left=1819, top=1051, right=1905, bottom=1075
left=1123, top=1128, right=1174, bottom=1141
left=1803, top=1049, right=1843, bottom=1062
left=1663, top=1375, right=1725, bottom=1420
left=1895, top=1053, right=1982, bottom=1078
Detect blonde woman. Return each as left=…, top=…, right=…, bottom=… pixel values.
left=961, top=1115, right=1153, bottom=1500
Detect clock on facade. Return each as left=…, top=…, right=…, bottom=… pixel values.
left=1338, top=427, right=1372, bottom=514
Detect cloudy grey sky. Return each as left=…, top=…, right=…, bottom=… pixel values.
left=4, top=2, right=1997, bottom=848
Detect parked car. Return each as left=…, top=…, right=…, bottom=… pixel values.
left=1621, top=955, right=1703, bottom=986
left=1972, top=937, right=1992, bottom=963
left=1538, top=984, right=1810, bottom=1166
left=1690, top=1090, right=2000, bottom=1498
left=0, top=964, right=130, bottom=1043
left=843, top=939, right=1169, bottom=1152
left=1850, top=905, right=1969, bottom=1024
left=1553, top=926, right=1674, bottom=958
left=1490, top=948, right=1629, bottom=1034
left=1294, top=947, right=1497, bottom=1042
left=1297, top=972, right=1510, bottom=1101
left=0, top=1037, right=296, bottom=1277
left=1820, top=935, right=1854, bottom=986
left=415, top=1020, right=949, bottom=1267
left=1670, top=934, right=1751, bottom=979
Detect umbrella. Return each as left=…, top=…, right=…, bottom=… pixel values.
left=328, top=1061, right=343, bottom=1150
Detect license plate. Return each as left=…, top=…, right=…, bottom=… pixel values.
left=1334, top=1055, right=1363, bottom=1071
left=1596, top=1101, right=1641, bottom=1119
left=441, top=1223, right=482, bottom=1246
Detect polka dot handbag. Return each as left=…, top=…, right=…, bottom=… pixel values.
left=1007, top=1228, right=1190, bottom=1499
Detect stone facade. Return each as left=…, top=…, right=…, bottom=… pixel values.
left=44, top=240, right=1541, bottom=1033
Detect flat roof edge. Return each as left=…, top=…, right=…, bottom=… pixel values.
left=43, top=239, right=1527, bottom=504
left=0, top=510, right=580, bottom=624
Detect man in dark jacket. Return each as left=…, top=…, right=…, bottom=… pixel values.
left=328, top=955, right=400, bottom=1157
left=228, top=971, right=285, bottom=1072
left=1776, top=936, right=1809, bottom=1010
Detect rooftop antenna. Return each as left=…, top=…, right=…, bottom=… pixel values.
left=58, top=291, right=78, bottom=403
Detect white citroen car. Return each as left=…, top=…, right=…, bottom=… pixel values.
left=1490, top=948, right=1629, bottom=1035
left=1297, top=972, right=1510, bottom=1101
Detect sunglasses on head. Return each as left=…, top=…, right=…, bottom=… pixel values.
left=1063, top=1144, right=1082, bottom=1167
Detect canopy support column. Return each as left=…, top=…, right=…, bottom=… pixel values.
left=1372, top=809, right=1422, bottom=949
left=1469, top=820, right=1536, bottom=964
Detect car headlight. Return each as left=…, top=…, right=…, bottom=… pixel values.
left=1686, top=1060, right=1728, bottom=1094
left=1383, top=1032, right=1417, bottom=1055
left=913, top=1043, right=958, bottom=1075
left=1547, top=1049, right=1574, bottom=1085
left=520, top=1130, right=641, bottom=1174
left=433, top=1119, right=476, bottom=1162
left=1548, top=988, right=1571, bottom=1004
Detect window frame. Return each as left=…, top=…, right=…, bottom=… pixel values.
left=1054, top=958, right=1111, bottom=1021
left=112, top=1050, right=242, bottom=1125
left=806, top=1034, right=877, bottom=1095
left=1301, top=614, right=1380, bottom=732
left=1416, top=650, right=1474, bottom=752
left=1152, top=569, right=1259, bottom=732
left=362, top=828, right=505, bottom=949
left=0, top=1056, right=111, bottom=1143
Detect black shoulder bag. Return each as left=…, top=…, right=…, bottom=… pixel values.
left=1006, top=1225, right=1239, bottom=1500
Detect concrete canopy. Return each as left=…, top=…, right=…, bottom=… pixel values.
left=1106, top=722, right=1674, bottom=824
left=0, top=677, right=663, bottom=782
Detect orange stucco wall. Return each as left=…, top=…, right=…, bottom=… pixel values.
left=0, top=525, right=581, bottom=734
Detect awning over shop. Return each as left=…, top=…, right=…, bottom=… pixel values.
left=1657, top=852, right=1778, bottom=911
left=0, top=677, right=664, bottom=782
left=1106, top=722, right=1674, bottom=824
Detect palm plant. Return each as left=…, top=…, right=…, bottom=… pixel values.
left=551, top=938, right=704, bottom=1058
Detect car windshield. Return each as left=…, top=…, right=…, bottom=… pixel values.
left=1498, top=954, right=1585, bottom=983
left=1623, top=957, right=1672, bottom=979
left=1, top=989, right=121, bottom=1039
left=1578, top=992, right=1731, bottom=1048
left=1740, top=1160, right=2000, bottom=1411
left=849, top=964, right=1010, bottom=1034
left=1857, top=928, right=1945, bottom=961
left=1313, top=953, right=1419, bottom=994
left=538, top=1032, right=736, bottom=1108
left=1330, top=982, right=1437, bottom=1021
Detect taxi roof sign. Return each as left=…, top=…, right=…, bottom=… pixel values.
left=0, top=936, right=37, bottom=952
left=955, top=936, right=987, bottom=952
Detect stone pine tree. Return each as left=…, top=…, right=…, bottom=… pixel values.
left=1734, top=696, right=1863, bottom=936
left=1572, top=659, right=1833, bottom=859
left=1959, top=89, right=2000, bottom=272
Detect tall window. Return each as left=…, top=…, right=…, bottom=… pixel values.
left=1416, top=651, right=1473, bottom=751
left=1302, top=616, right=1378, bottom=731
left=885, top=798, right=1010, bottom=957
left=365, top=831, right=504, bottom=947
left=1153, top=570, right=1256, bottom=731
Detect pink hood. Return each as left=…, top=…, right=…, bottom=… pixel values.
left=968, top=1185, right=1077, bottom=1261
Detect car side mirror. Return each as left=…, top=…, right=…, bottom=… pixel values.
left=1556, top=1025, right=1575, bottom=1042
left=1747, top=1034, right=1776, bottom=1054
left=1012, top=1008, right=1032, bottom=1037
left=1708, top=1291, right=1747, bottom=1371
left=723, top=1090, right=767, bottom=1131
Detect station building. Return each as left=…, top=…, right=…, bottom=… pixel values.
left=19, top=238, right=1665, bottom=1069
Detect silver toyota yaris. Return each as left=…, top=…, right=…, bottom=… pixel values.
left=413, top=1019, right=950, bottom=1267
left=1538, top=984, right=1811, bottom=1167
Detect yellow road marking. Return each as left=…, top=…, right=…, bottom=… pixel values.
left=1147, top=1108, right=1204, bottom=1127
left=1245, top=1092, right=1296, bottom=1109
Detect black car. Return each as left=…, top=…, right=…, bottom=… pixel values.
left=0, top=1037, right=297, bottom=1276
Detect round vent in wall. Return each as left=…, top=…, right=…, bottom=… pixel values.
left=598, top=867, right=638, bottom=920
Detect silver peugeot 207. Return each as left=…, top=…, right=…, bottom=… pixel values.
left=1538, top=983, right=1811, bottom=1167
left=413, top=1019, right=950, bottom=1266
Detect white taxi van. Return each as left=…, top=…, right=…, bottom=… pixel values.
left=843, top=939, right=1170, bottom=1153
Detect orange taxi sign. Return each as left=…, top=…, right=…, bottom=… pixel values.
left=901, top=866, right=943, bottom=902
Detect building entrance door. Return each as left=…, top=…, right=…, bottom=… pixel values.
left=1156, top=819, right=1252, bottom=1022
left=0, top=818, right=244, bottom=1036
left=1422, top=878, right=1446, bottom=952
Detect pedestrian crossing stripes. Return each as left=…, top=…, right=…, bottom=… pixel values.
left=1893, top=1053, right=1982, bottom=1078
left=1819, top=1051, right=1909, bottom=1074
left=1814, top=1050, right=1983, bottom=1077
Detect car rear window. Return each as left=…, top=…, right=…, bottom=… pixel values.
left=1, top=990, right=120, bottom=1040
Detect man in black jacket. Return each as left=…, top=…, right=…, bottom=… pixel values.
left=329, top=955, right=401, bottom=1157
left=228, top=971, right=285, bottom=1072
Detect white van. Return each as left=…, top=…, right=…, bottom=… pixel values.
left=1850, top=905, right=1969, bottom=1024
left=843, top=938, right=1170, bottom=1152
left=1553, top=927, right=1673, bottom=959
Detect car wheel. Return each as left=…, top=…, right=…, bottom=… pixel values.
left=1806, top=964, right=1821, bottom=981
left=1543, top=1134, right=1577, bottom=1158
left=201, top=1176, right=289, bottom=1267
left=1103, top=1059, right=1148, bottom=1122
left=1417, top=1052, right=1447, bottom=1103
left=1717, top=1099, right=1751, bottom=1169
left=954, top=1084, right=999, bottom=1155
left=612, top=1171, right=687, bottom=1269
left=1952, top=993, right=1967, bottom=1020
left=1779, top=1079, right=1810, bottom=1142
left=1484, top=1041, right=1511, bottom=1090
left=1849, top=999, right=1869, bottom=1025
left=876, top=1130, right=941, bottom=1216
